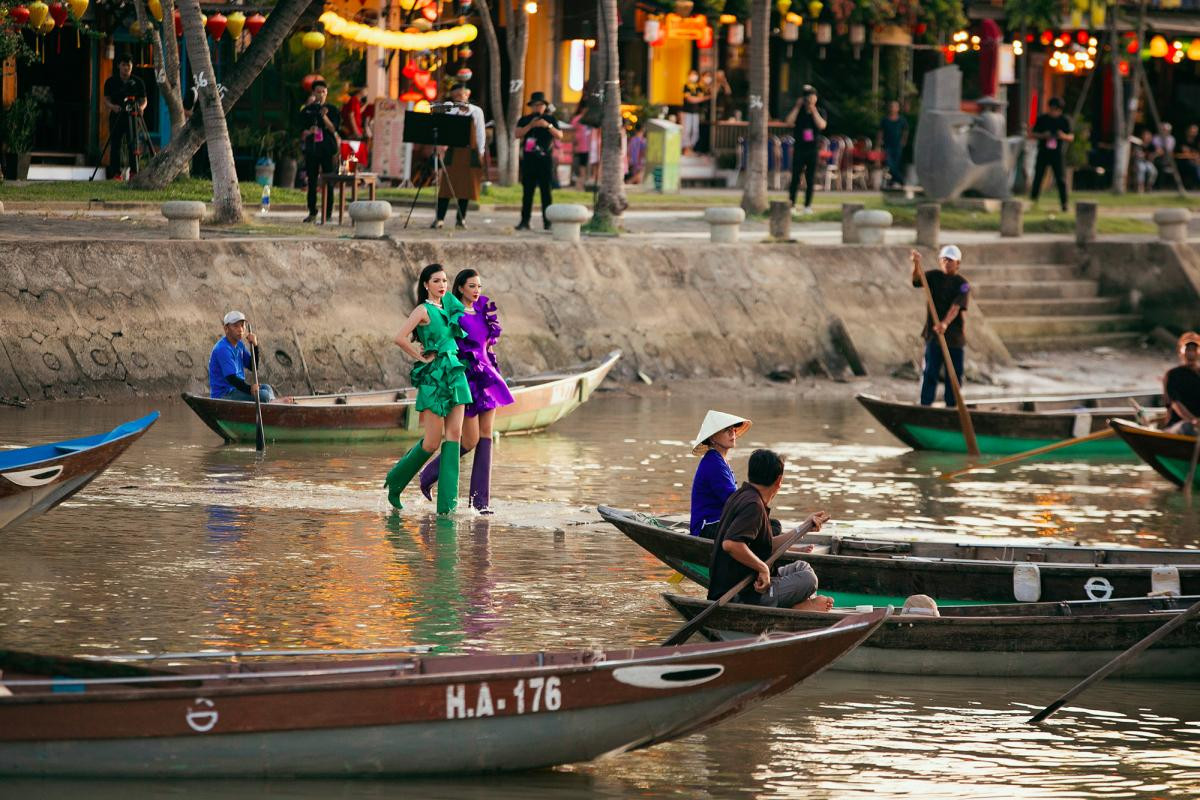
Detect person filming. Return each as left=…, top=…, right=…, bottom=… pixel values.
left=299, top=80, right=341, bottom=223
left=101, top=55, right=147, bottom=180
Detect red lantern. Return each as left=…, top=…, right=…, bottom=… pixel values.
left=173, top=8, right=182, bottom=38
left=1039, top=29, right=1052, bottom=45
left=1025, top=32, right=1034, bottom=43
left=245, top=12, right=265, bottom=36
left=697, top=24, right=713, bottom=49
left=206, top=11, right=226, bottom=40
left=422, top=83, right=437, bottom=100
left=412, top=69, right=431, bottom=89
left=47, top=1, right=66, bottom=27
left=301, top=72, right=325, bottom=92
left=9, top=5, right=30, bottom=24
left=399, top=89, right=423, bottom=102
left=421, top=3, right=438, bottom=21
left=1076, top=30, right=1088, bottom=44
left=402, top=60, right=418, bottom=78
left=1126, top=38, right=1138, bottom=54
left=912, top=22, right=926, bottom=35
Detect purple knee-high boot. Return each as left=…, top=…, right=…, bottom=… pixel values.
left=469, top=438, right=493, bottom=513
left=419, top=445, right=473, bottom=501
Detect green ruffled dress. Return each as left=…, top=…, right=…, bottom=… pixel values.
left=412, top=294, right=474, bottom=416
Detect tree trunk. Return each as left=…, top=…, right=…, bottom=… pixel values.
left=133, top=0, right=184, bottom=136
left=592, top=0, right=627, bottom=228
left=504, top=6, right=529, bottom=187
left=177, top=0, right=243, bottom=222
left=474, top=0, right=510, bottom=186
left=129, top=0, right=311, bottom=190
left=740, top=0, right=769, bottom=214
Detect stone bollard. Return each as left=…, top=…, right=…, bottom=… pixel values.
left=546, top=203, right=590, bottom=243
left=1000, top=199, right=1024, bottom=238
left=348, top=200, right=392, bottom=239
left=841, top=203, right=864, bottom=244
left=1153, top=208, right=1191, bottom=242
left=768, top=200, right=792, bottom=240
left=916, top=203, right=940, bottom=248
left=703, top=206, right=746, bottom=243
left=852, top=209, right=893, bottom=245
left=0, top=201, right=5, bottom=214
left=1075, top=201, right=1098, bottom=245
left=161, top=201, right=206, bottom=240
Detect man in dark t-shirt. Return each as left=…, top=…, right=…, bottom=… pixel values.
left=1030, top=97, right=1074, bottom=212
left=707, top=449, right=832, bottom=610
left=878, top=101, right=908, bottom=187
left=784, top=85, right=827, bottom=214
left=299, top=80, right=341, bottom=223
left=514, top=91, right=562, bottom=231
left=1164, top=332, right=1200, bottom=435
left=101, top=55, right=147, bottom=179
left=912, top=245, right=970, bottom=407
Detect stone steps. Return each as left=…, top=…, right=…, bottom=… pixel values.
left=969, top=263, right=1080, bottom=282
left=1002, top=331, right=1148, bottom=353
left=975, top=279, right=1101, bottom=300
left=989, top=313, right=1144, bottom=339
left=979, top=296, right=1123, bottom=316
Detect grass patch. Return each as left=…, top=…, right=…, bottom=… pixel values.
left=0, top=177, right=308, bottom=206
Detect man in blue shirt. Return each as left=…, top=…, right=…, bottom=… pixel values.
left=208, top=310, right=276, bottom=402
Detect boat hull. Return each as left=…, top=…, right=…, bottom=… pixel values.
left=1111, top=419, right=1200, bottom=490
left=857, top=392, right=1160, bottom=455
left=182, top=351, right=620, bottom=443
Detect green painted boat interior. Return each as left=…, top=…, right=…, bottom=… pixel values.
left=219, top=421, right=419, bottom=443
left=1157, top=456, right=1200, bottom=487
left=902, top=424, right=1132, bottom=457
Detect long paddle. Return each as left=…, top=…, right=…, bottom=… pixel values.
left=1183, top=431, right=1200, bottom=503
left=661, top=518, right=817, bottom=647
left=939, top=428, right=1115, bottom=482
left=913, top=252, right=979, bottom=457
left=247, top=322, right=266, bottom=452
left=1029, top=596, right=1200, bottom=724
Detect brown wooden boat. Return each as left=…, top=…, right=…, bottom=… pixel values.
left=598, top=506, right=1200, bottom=605
left=0, top=614, right=885, bottom=777
left=0, top=413, right=158, bottom=532
left=182, top=350, right=621, bottom=443
left=1110, top=419, right=1200, bottom=490
left=857, top=390, right=1161, bottom=455
left=663, top=593, right=1200, bottom=679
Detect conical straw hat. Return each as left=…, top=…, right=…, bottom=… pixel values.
left=691, top=410, right=752, bottom=456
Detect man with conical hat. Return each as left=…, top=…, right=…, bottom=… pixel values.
left=689, top=410, right=752, bottom=538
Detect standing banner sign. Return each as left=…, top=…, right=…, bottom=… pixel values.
left=371, top=98, right=412, bottom=183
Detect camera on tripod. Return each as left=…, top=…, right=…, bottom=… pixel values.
left=123, top=96, right=140, bottom=116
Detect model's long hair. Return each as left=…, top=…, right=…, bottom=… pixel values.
left=452, top=268, right=479, bottom=301
left=416, top=263, right=446, bottom=304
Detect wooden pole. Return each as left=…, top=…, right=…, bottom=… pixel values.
left=1029, top=596, right=1200, bottom=724
left=913, top=252, right=980, bottom=456
left=940, top=429, right=1115, bottom=482
left=247, top=321, right=266, bottom=452
left=1183, top=432, right=1200, bottom=503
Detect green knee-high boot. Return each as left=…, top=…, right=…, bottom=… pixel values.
left=436, top=441, right=461, bottom=514
left=384, top=444, right=436, bottom=510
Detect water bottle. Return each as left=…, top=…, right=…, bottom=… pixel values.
left=260, top=183, right=271, bottom=215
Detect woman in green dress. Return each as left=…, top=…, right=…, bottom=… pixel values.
left=383, top=263, right=474, bottom=513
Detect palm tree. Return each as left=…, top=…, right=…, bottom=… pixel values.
left=503, top=3, right=530, bottom=187
left=591, top=0, right=627, bottom=229
left=473, top=0, right=511, bottom=186
left=130, top=0, right=312, bottom=190
left=132, top=0, right=184, bottom=136
left=177, top=0, right=243, bottom=222
left=740, top=0, right=769, bottom=214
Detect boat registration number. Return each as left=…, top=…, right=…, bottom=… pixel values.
left=446, top=676, right=562, bottom=719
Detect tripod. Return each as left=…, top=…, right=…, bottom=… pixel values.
left=401, top=110, right=472, bottom=229
left=90, top=107, right=157, bottom=181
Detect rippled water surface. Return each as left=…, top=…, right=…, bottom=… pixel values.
left=2, top=389, right=1199, bottom=799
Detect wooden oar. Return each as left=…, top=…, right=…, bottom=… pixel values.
left=661, top=518, right=817, bottom=647
left=1183, top=431, right=1200, bottom=503
left=913, top=254, right=979, bottom=456
left=939, top=428, right=1116, bottom=482
left=1029, top=596, right=1200, bottom=724
left=247, top=322, right=266, bottom=453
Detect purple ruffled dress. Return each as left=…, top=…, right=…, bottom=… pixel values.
left=458, top=296, right=515, bottom=418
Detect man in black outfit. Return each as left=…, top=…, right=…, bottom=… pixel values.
left=299, top=80, right=341, bottom=223
left=514, top=91, right=562, bottom=231
left=1164, top=332, right=1200, bottom=435
left=912, top=245, right=970, bottom=407
left=784, top=84, right=827, bottom=215
left=1029, top=97, right=1074, bottom=212
left=101, top=55, right=147, bottom=180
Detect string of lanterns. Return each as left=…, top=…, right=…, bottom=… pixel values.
left=315, top=10, right=477, bottom=52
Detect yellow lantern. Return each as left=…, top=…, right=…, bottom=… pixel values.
left=808, top=0, right=822, bottom=17
left=146, top=0, right=162, bottom=21
left=1189, top=38, right=1200, bottom=60
left=413, top=99, right=431, bottom=113
left=1149, top=35, right=1168, bottom=58
left=39, top=16, right=54, bottom=32
left=302, top=30, right=325, bottom=50
left=27, top=0, right=49, bottom=28
left=399, top=0, right=417, bottom=8
left=67, top=0, right=87, bottom=21
left=225, top=10, right=245, bottom=38
left=776, top=0, right=791, bottom=13
left=718, top=13, right=736, bottom=24
left=1090, top=0, right=1105, bottom=27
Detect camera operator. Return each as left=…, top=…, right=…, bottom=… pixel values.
left=299, top=80, right=341, bottom=223
left=101, top=55, right=147, bottom=180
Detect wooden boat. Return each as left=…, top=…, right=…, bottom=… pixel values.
left=0, top=412, right=158, bottom=532
left=0, top=615, right=885, bottom=777
left=663, top=593, right=1200, bottom=679
left=1110, top=419, right=1200, bottom=490
left=598, top=506, right=1200, bottom=605
left=857, top=390, right=1162, bottom=455
left=182, top=350, right=621, bottom=444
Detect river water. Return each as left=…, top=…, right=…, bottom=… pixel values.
left=2, top=389, right=1199, bottom=799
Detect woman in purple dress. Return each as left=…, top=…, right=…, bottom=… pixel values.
left=420, top=269, right=515, bottom=512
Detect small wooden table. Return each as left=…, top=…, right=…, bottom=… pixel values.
left=319, top=172, right=378, bottom=225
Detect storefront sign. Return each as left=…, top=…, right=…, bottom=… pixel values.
left=665, top=13, right=708, bottom=41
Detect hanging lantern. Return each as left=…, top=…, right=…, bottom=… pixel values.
left=458, top=45, right=472, bottom=59
left=27, top=1, right=48, bottom=28
left=727, top=21, right=744, bottom=44
left=47, top=1, right=66, bottom=27
left=1149, top=35, right=1168, bottom=58
left=245, top=12, right=265, bottom=37
left=422, top=83, right=437, bottom=100
left=1189, top=38, right=1200, bottom=60
left=66, top=0, right=86, bottom=45
left=1069, top=10, right=1082, bottom=28
left=421, top=3, right=438, bottom=21
left=849, top=23, right=865, bottom=44
left=402, top=59, right=418, bottom=78
left=456, top=67, right=472, bottom=81
left=411, top=68, right=431, bottom=89
left=808, top=0, right=822, bottom=18
left=146, top=0, right=161, bottom=22
left=9, top=5, right=30, bottom=25
left=781, top=21, right=799, bottom=41
left=643, top=17, right=659, bottom=42
left=698, top=24, right=713, bottom=48
left=206, top=12, right=226, bottom=40
left=1090, top=1, right=1105, bottom=27
left=226, top=11, right=245, bottom=39
left=719, top=13, right=736, bottom=25
left=302, top=30, right=325, bottom=50
left=399, top=89, right=422, bottom=102
left=39, top=16, right=53, bottom=32
left=399, top=0, right=417, bottom=9
left=776, top=0, right=792, bottom=14
left=816, top=22, right=832, bottom=43
left=413, top=99, right=432, bottom=113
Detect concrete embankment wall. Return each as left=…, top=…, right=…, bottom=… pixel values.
left=1081, top=241, right=1200, bottom=333
left=1, top=237, right=1029, bottom=400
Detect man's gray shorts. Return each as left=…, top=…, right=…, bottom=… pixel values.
left=757, top=561, right=818, bottom=608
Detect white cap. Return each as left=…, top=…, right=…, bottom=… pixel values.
left=938, top=245, right=962, bottom=262
left=690, top=410, right=752, bottom=456
left=223, top=310, right=246, bottom=325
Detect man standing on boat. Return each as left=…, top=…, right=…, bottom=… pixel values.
left=707, top=449, right=833, bottom=612
left=1164, top=331, right=1200, bottom=435
left=208, top=311, right=276, bottom=403
left=912, top=246, right=970, bottom=407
